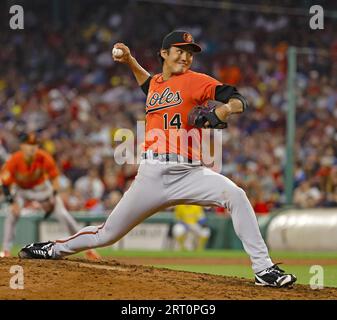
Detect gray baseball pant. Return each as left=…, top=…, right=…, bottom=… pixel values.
left=2, top=181, right=79, bottom=252
left=53, top=160, right=273, bottom=273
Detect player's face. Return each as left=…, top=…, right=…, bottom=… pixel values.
left=20, top=143, right=38, bottom=159
left=163, top=46, right=193, bottom=74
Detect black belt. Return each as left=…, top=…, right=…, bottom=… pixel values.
left=141, top=152, right=197, bottom=164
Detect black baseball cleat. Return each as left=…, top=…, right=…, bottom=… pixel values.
left=255, top=264, right=297, bottom=287
left=18, top=241, right=55, bottom=259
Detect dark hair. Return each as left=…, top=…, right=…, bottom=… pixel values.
left=157, top=48, right=171, bottom=65
left=18, top=132, right=38, bottom=145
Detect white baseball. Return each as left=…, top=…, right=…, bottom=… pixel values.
left=112, top=48, right=124, bottom=58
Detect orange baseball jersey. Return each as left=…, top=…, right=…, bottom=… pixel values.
left=144, top=70, right=221, bottom=160
left=1, top=149, right=59, bottom=189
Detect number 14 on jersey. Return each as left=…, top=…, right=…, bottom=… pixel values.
left=163, top=113, right=182, bottom=129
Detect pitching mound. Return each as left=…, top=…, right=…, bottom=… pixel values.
left=1, top=257, right=336, bottom=300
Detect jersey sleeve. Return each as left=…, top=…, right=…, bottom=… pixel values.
left=1, top=158, right=15, bottom=186
left=42, top=152, right=59, bottom=179
left=191, top=73, right=222, bottom=105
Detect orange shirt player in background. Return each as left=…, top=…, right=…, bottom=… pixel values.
left=0, top=132, right=100, bottom=260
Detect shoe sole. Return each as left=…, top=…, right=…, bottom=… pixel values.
left=255, top=275, right=297, bottom=288
left=278, top=275, right=297, bottom=287
left=18, top=250, right=29, bottom=259
left=18, top=249, right=32, bottom=259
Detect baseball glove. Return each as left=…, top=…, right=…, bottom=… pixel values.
left=188, top=105, right=228, bottom=129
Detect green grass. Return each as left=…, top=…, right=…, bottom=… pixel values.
left=74, top=248, right=337, bottom=288
left=153, top=265, right=337, bottom=288
left=10, top=247, right=337, bottom=288
left=97, top=249, right=337, bottom=288
left=11, top=246, right=337, bottom=260
left=89, top=248, right=337, bottom=260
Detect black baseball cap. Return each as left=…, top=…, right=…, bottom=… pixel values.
left=161, top=30, right=202, bottom=53
left=18, top=132, right=38, bottom=145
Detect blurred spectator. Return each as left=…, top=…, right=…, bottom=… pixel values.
left=293, top=181, right=323, bottom=208
left=74, top=167, right=105, bottom=210
left=103, top=190, right=123, bottom=211
left=172, top=205, right=211, bottom=251
left=323, top=166, right=337, bottom=207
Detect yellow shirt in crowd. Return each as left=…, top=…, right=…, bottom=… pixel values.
left=174, top=205, right=205, bottom=225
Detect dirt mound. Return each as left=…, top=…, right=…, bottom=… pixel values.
left=0, top=257, right=336, bottom=300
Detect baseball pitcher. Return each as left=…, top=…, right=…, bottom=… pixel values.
left=18, top=31, right=296, bottom=287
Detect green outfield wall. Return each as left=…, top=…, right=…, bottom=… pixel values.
left=4, top=207, right=336, bottom=251
left=0, top=209, right=277, bottom=250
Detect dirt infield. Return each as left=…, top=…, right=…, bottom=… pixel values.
left=1, top=257, right=337, bottom=300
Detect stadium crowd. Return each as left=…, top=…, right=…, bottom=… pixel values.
left=0, top=0, right=336, bottom=214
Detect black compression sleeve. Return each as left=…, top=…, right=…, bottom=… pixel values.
left=140, top=77, right=152, bottom=95
left=215, top=85, right=248, bottom=111
left=215, top=84, right=235, bottom=103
